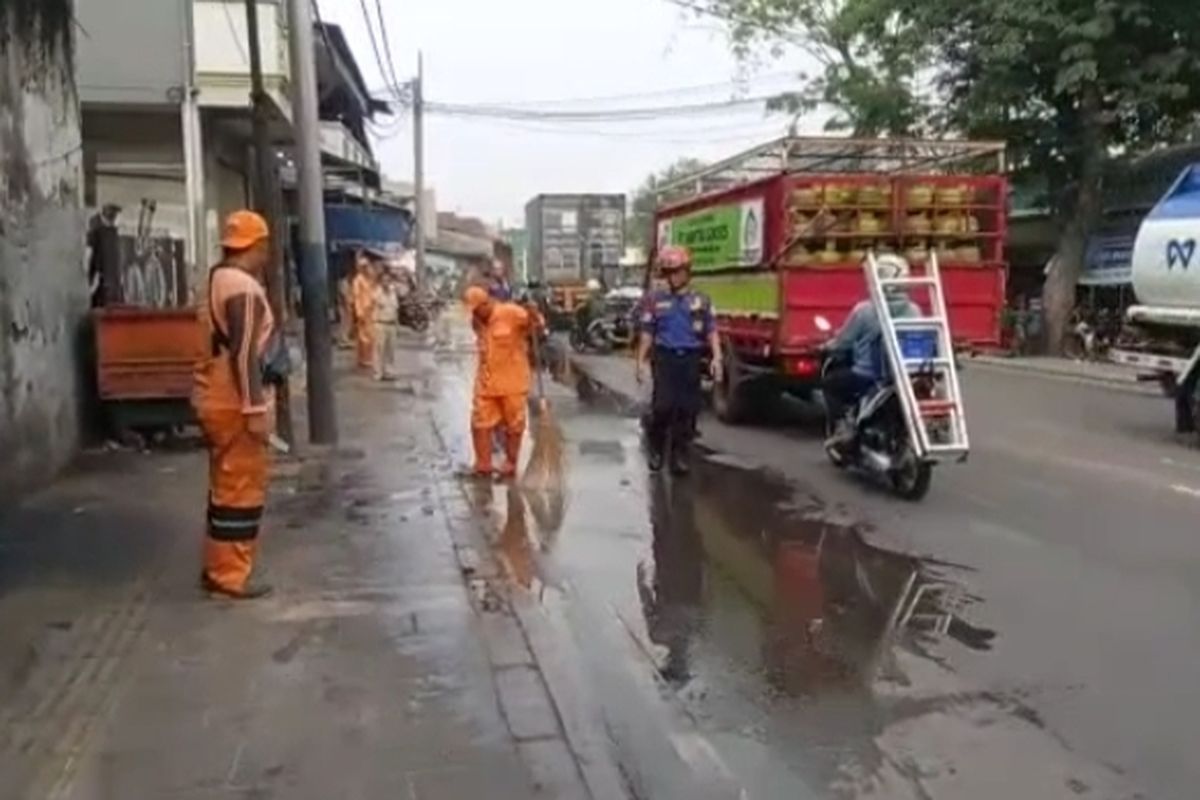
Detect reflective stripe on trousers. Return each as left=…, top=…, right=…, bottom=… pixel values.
left=199, top=408, right=269, bottom=593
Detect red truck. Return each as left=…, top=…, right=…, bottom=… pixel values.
left=651, top=137, right=1008, bottom=423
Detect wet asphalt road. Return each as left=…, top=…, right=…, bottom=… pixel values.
left=686, top=365, right=1200, bottom=800
left=442, top=336, right=1199, bottom=800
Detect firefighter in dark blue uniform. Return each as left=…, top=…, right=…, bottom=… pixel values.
left=636, top=246, right=722, bottom=475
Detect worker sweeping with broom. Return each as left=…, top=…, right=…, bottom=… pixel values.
left=464, top=286, right=548, bottom=480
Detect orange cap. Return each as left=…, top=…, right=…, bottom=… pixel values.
left=464, top=285, right=489, bottom=311
left=221, top=210, right=270, bottom=250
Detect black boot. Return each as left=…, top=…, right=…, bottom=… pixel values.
left=669, top=437, right=691, bottom=476
left=645, top=410, right=667, bottom=472
left=201, top=573, right=274, bottom=600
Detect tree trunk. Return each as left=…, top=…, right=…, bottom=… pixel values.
left=1043, top=89, right=1105, bottom=355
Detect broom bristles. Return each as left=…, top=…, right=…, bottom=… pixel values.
left=522, top=407, right=567, bottom=490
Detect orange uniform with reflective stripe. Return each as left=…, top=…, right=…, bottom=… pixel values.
left=352, top=272, right=376, bottom=368
left=193, top=265, right=275, bottom=595
left=194, top=266, right=275, bottom=414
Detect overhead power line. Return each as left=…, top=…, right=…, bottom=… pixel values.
left=355, top=0, right=406, bottom=105
left=387, top=71, right=797, bottom=109
left=436, top=115, right=788, bottom=145
left=373, top=0, right=409, bottom=104
left=425, top=94, right=774, bottom=122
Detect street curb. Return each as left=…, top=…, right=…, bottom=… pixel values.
left=427, top=420, right=632, bottom=800
left=562, top=352, right=642, bottom=411
left=965, top=355, right=1160, bottom=396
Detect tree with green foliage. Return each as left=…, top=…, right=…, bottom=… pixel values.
left=680, top=0, right=1200, bottom=352
left=899, top=0, right=1200, bottom=352
left=672, top=0, right=928, bottom=136
left=626, top=157, right=708, bottom=251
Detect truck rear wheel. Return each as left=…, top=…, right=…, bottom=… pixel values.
left=713, top=343, right=758, bottom=424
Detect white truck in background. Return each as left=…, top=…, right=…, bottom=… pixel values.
left=1109, top=165, right=1200, bottom=434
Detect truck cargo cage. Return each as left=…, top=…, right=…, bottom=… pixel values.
left=655, top=136, right=1007, bottom=209
left=865, top=251, right=970, bottom=460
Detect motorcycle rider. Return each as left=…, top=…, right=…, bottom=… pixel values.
left=573, top=279, right=606, bottom=347
left=822, top=255, right=922, bottom=449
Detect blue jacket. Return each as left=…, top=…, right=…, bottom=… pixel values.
left=828, top=297, right=921, bottom=381
left=639, top=289, right=715, bottom=350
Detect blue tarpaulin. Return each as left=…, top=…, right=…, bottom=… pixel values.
left=324, top=205, right=412, bottom=253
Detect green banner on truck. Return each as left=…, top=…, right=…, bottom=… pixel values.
left=658, top=197, right=764, bottom=272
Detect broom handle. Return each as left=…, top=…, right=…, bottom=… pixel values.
left=530, top=327, right=546, bottom=401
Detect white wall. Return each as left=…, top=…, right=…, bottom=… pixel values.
left=194, top=0, right=286, bottom=78
left=193, top=0, right=291, bottom=116
left=202, top=117, right=251, bottom=271
left=86, top=110, right=190, bottom=240
left=75, top=0, right=188, bottom=106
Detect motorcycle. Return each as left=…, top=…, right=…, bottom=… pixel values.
left=570, top=288, right=640, bottom=353
left=397, top=294, right=431, bottom=332
left=820, top=349, right=935, bottom=501
left=583, top=313, right=635, bottom=353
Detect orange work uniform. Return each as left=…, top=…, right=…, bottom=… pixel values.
left=193, top=265, right=275, bottom=595
left=352, top=271, right=376, bottom=369
left=467, top=291, right=541, bottom=476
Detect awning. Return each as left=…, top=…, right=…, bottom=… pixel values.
left=1080, top=234, right=1135, bottom=286
left=324, top=205, right=411, bottom=254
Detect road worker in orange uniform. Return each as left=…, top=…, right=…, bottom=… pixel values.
left=464, top=286, right=543, bottom=478
left=193, top=210, right=278, bottom=600
left=351, top=250, right=377, bottom=370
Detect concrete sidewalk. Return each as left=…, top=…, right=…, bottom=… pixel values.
left=0, top=342, right=600, bottom=800
left=965, top=353, right=1159, bottom=393
left=561, top=349, right=644, bottom=411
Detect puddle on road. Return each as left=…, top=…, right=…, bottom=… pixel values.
left=430, top=335, right=1137, bottom=798
left=457, top=361, right=1014, bottom=798
left=643, top=454, right=995, bottom=696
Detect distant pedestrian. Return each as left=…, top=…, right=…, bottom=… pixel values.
left=372, top=269, right=400, bottom=381
left=193, top=210, right=280, bottom=600
left=351, top=251, right=377, bottom=370
left=336, top=251, right=356, bottom=349
left=635, top=246, right=721, bottom=475
left=86, top=203, right=121, bottom=307
left=487, top=258, right=513, bottom=302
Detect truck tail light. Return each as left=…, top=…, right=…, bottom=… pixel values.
left=790, top=357, right=818, bottom=377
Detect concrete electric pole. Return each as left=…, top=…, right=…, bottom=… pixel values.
left=413, top=52, right=427, bottom=293
left=286, top=0, right=338, bottom=444
left=244, top=0, right=293, bottom=445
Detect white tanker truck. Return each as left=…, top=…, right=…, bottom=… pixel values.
left=1109, top=164, right=1200, bottom=433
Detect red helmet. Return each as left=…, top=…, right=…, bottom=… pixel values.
left=657, top=245, right=692, bottom=273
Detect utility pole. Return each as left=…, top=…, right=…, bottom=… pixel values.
left=413, top=52, right=427, bottom=293
left=244, top=0, right=293, bottom=445
left=286, top=0, right=338, bottom=444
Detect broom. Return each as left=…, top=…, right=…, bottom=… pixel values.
left=522, top=331, right=567, bottom=490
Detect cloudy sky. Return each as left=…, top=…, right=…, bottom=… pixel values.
left=316, top=0, right=819, bottom=226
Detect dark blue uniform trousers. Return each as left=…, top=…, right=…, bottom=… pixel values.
left=648, top=347, right=703, bottom=460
